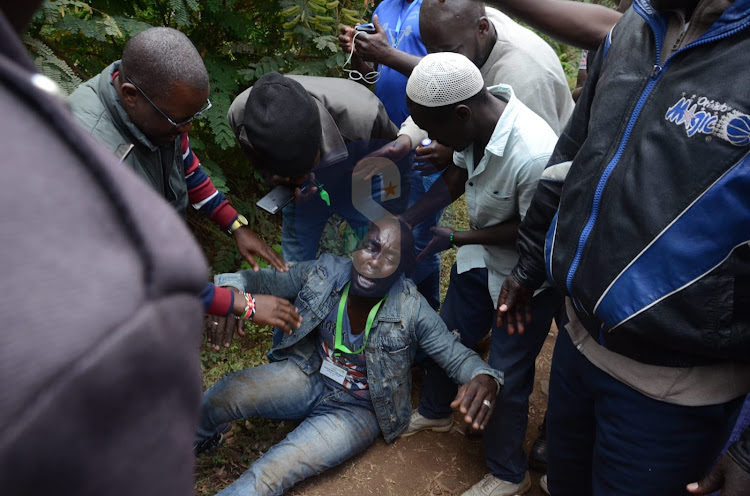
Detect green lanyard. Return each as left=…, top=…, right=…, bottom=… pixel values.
left=335, top=282, right=386, bottom=355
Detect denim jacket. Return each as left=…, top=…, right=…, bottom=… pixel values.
left=215, top=254, right=503, bottom=443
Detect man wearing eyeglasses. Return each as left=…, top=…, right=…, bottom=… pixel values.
left=69, top=27, right=291, bottom=322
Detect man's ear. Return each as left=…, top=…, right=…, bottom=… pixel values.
left=119, top=81, right=139, bottom=110
left=477, top=16, right=491, bottom=38
left=455, top=104, right=472, bottom=122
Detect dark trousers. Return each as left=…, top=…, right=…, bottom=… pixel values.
left=547, top=326, right=747, bottom=496
left=418, top=265, right=561, bottom=483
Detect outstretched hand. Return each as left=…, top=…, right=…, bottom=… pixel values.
left=338, top=24, right=375, bottom=77
left=294, top=172, right=320, bottom=206
left=367, top=135, right=412, bottom=162
left=232, top=226, right=289, bottom=272
left=413, top=140, right=454, bottom=176
left=252, top=294, right=302, bottom=334
left=416, top=226, right=454, bottom=262
left=205, top=315, right=245, bottom=351
left=686, top=453, right=750, bottom=496
left=338, top=24, right=355, bottom=53
left=450, top=374, right=499, bottom=431
left=352, top=135, right=412, bottom=183
left=496, top=273, right=534, bottom=335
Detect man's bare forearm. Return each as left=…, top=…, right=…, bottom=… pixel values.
left=378, top=48, right=422, bottom=77
left=453, top=219, right=521, bottom=248
left=486, top=0, right=622, bottom=50
left=402, top=165, right=467, bottom=228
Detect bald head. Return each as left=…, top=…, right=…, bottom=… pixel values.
left=421, top=0, right=485, bottom=30
left=121, top=27, right=209, bottom=99
left=419, top=0, right=493, bottom=67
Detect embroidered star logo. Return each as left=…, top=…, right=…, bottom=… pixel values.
left=383, top=181, right=398, bottom=198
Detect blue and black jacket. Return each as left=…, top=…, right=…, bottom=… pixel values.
left=516, top=0, right=750, bottom=367
left=513, top=0, right=750, bottom=469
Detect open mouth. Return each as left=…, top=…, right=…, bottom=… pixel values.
left=356, top=273, right=377, bottom=289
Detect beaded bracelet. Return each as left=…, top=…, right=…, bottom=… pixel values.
left=240, top=292, right=256, bottom=321
left=450, top=229, right=463, bottom=248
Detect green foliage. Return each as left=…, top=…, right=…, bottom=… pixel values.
left=276, top=0, right=370, bottom=75
left=168, top=0, right=199, bottom=27
left=23, top=36, right=83, bottom=94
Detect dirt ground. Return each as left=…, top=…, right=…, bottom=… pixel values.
left=287, top=326, right=557, bottom=496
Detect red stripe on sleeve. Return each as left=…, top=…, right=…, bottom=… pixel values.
left=210, top=201, right=239, bottom=230
left=188, top=178, right=216, bottom=203
left=185, top=151, right=200, bottom=176
left=206, top=285, right=233, bottom=316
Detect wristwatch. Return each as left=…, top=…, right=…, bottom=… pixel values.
left=227, top=214, right=248, bottom=235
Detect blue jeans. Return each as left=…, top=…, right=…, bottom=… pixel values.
left=197, top=360, right=381, bottom=496
left=418, top=265, right=562, bottom=483
left=547, top=326, right=748, bottom=496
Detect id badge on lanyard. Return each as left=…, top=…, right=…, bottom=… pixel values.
left=319, top=282, right=386, bottom=383
left=320, top=359, right=348, bottom=385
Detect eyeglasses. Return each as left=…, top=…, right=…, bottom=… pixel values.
left=125, top=75, right=212, bottom=128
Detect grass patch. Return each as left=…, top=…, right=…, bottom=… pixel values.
left=437, top=196, right=469, bottom=303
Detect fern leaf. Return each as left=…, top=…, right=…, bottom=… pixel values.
left=23, top=36, right=82, bottom=95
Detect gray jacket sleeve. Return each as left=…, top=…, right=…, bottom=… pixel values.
left=412, top=295, right=503, bottom=386
left=215, top=260, right=318, bottom=300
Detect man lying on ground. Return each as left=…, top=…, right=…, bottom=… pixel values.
left=195, top=216, right=503, bottom=496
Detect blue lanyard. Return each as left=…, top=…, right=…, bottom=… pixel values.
left=392, top=0, right=419, bottom=47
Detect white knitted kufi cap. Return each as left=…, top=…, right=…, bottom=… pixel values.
left=406, top=52, right=484, bottom=108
